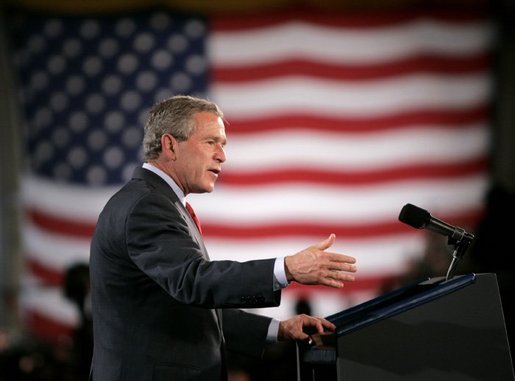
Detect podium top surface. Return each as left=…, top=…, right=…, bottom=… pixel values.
left=328, top=273, right=477, bottom=337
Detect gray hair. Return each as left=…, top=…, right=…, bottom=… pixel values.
left=142, top=95, right=223, bottom=161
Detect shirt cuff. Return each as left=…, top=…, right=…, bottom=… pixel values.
left=273, top=257, right=289, bottom=290
left=266, top=318, right=281, bottom=342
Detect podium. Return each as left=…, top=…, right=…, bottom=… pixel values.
left=297, top=273, right=515, bottom=381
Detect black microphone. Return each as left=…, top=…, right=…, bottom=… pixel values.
left=398, top=203, right=474, bottom=243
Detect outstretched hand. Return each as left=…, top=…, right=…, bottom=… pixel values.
left=278, top=314, right=335, bottom=342
left=284, top=234, right=357, bottom=288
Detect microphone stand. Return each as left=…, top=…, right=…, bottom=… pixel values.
left=445, top=232, right=474, bottom=281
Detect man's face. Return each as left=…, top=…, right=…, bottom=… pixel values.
left=173, top=111, right=227, bottom=195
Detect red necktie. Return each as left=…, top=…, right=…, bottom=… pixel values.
left=185, top=202, right=202, bottom=234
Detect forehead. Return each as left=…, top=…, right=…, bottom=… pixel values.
left=192, top=111, right=226, bottom=138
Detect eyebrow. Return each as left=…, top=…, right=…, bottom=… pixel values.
left=203, top=134, right=227, bottom=145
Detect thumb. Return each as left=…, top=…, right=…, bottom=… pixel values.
left=316, top=233, right=335, bottom=251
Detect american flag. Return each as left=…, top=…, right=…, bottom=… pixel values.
left=8, top=6, right=494, bottom=340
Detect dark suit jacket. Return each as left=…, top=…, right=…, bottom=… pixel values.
left=89, top=167, right=281, bottom=381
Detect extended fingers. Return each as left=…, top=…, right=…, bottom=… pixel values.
left=319, top=268, right=356, bottom=288
left=318, top=253, right=357, bottom=275
left=327, top=261, right=357, bottom=274
left=323, top=253, right=357, bottom=273
left=306, top=254, right=358, bottom=288
left=326, top=252, right=356, bottom=264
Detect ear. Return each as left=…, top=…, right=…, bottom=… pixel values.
left=161, top=133, right=178, bottom=160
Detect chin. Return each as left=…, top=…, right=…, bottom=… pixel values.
left=200, top=184, right=215, bottom=193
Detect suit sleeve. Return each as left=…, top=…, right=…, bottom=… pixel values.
left=125, top=192, right=281, bottom=309
left=222, top=309, right=273, bottom=358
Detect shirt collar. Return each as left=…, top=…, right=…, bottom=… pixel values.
left=142, top=162, right=186, bottom=206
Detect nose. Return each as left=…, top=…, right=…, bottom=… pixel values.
left=215, top=144, right=226, bottom=163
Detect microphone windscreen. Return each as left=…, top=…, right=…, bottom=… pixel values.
left=398, top=203, right=430, bottom=228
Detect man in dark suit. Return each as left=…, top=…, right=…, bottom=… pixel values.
left=89, top=95, right=357, bottom=381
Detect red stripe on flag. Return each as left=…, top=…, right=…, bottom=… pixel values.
left=28, top=209, right=95, bottom=238
left=27, top=259, right=64, bottom=286
left=27, top=207, right=484, bottom=239
left=212, top=9, right=489, bottom=31
left=219, top=158, right=488, bottom=186
left=202, top=211, right=482, bottom=239
left=224, top=105, right=489, bottom=134
left=213, top=55, right=490, bottom=82
left=24, top=310, right=75, bottom=343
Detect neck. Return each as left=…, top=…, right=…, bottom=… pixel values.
left=145, top=161, right=187, bottom=196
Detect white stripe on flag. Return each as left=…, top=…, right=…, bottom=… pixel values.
left=210, top=19, right=493, bottom=65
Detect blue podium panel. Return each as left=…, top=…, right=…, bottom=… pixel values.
left=298, top=273, right=515, bottom=381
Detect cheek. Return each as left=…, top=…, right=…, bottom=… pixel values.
left=187, top=159, right=205, bottom=179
